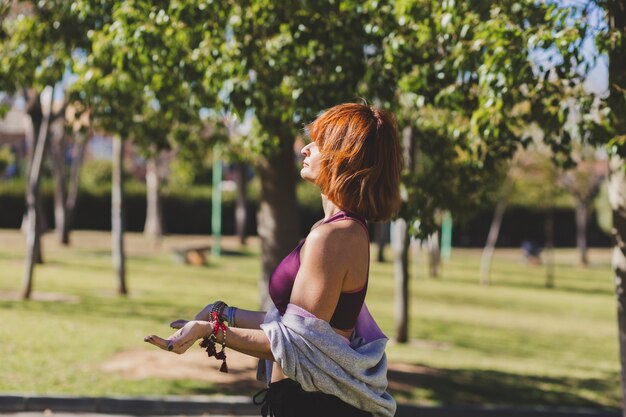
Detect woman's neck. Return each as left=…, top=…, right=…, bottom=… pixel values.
left=321, top=194, right=342, bottom=219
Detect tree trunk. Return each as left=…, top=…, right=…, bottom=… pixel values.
left=21, top=89, right=45, bottom=263
left=391, top=125, right=416, bottom=342
left=609, top=155, right=626, bottom=417
left=606, top=4, right=626, bottom=414
left=235, top=161, right=248, bottom=246
left=143, top=156, right=163, bottom=241
left=391, top=218, right=410, bottom=343
left=21, top=88, right=54, bottom=299
left=112, top=136, right=127, bottom=296
left=545, top=207, right=555, bottom=288
left=64, top=132, right=87, bottom=243
left=427, top=231, right=440, bottom=278
left=50, top=117, right=68, bottom=245
left=256, top=139, right=299, bottom=310
left=480, top=199, right=507, bottom=286
left=576, top=201, right=590, bottom=267
left=375, top=222, right=390, bottom=262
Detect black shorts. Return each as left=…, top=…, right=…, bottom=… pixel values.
left=254, top=378, right=372, bottom=417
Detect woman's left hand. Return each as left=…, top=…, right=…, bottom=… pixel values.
left=144, top=320, right=212, bottom=354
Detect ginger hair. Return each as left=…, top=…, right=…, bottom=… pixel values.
left=308, top=103, right=402, bottom=222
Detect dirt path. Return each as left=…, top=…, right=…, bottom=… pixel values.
left=101, top=346, right=428, bottom=397
left=101, top=348, right=265, bottom=389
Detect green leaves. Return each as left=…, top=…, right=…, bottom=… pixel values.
left=225, top=0, right=370, bottom=149
left=66, top=0, right=230, bottom=152
left=364, top=0, right=600, bottom=234
left=1, top=0, right=610, bottom=235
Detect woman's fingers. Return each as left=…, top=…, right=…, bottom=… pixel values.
left=144, top=334, right=184, bottom=353
left=144, top=335, right=171, bottom=351
left=144, top=332, right=191, bottom=354
left=145, top=321, right=207, bottom=354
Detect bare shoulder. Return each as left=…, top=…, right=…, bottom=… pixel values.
left=302, top=219, right=368, bottom=260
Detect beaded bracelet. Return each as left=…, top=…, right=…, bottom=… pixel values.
left=211, top=301, right=228, bottom=320
left=227, top=306, right=238, bottom=327
left=200, top=311, right=229, bottom=373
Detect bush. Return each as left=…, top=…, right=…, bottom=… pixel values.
left=80, top=159, right=113, bottom=189
left=0, top=176, right=326, bottom=235
left=0, top=145, right=15, bottom=176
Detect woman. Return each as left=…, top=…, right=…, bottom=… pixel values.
left=145, top=103, right=402, bottom=417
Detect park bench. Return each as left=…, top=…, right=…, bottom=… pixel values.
left=171, top=245, right=211, bottom=266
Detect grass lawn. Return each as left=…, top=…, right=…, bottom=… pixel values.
left=0, top=229, right=620, bottom=410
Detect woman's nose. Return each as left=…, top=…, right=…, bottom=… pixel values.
left=301, top=143, right=310, bottom=156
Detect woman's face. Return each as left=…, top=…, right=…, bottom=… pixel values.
left=300, top=141, right=322, bottom=184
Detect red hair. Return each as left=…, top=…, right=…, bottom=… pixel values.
left=308, top=103, right=402, bottom=222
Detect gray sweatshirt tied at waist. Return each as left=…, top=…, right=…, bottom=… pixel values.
left=258, top=305, right=396, bottom=417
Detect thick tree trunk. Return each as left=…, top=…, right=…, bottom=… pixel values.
left=143, top=156, right=163, bottom=240
left=235, top=161, right=248, bottom=246
left=576, top=201, right=590, bottom=267
left=391, top=218, right=410, bottom=343
left=112, top=137, right=127, bottom=296
left=50, top=118, right=68, bottom=245
left=609, top=155, right=626, bottom=417
left=545, top=208, right=555, bottom=288
left=64, top=133, right=87, bottom=242
left=480, top=199, right=507, bottom=286
left=606, top=4, right=626, bottom=414
left=256, top=139, right=299, bottom=310
left=21, top=89, right=54, bottom=299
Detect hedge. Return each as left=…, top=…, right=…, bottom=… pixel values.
left=0, top=180, right=325, bottom=237
left=0, top=180, right=612, bottom=247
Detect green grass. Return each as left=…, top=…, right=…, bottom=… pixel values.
left=0, top=229, right=620, bottom=410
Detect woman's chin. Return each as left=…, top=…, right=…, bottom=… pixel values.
left=300, top=172, right=317, bottom=184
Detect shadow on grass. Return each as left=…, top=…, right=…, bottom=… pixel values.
left=438, top=274, right=614, bottom=297
left=492, top=281, right=613, bottom=297
left=387, top=363, right=620, bottom=410
left=121, top=363, right=621, bottom=410
left=164, top=377, right=264, bottom=397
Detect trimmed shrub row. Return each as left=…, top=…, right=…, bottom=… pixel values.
left=0, top=187, right=325, bottom=237
left=0, top=184, right=611, bottom=247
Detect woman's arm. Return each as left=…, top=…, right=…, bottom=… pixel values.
left=289, top=223, right=364, bottom=322
left=228, top=308, right=267, bottom=329
left=179, top=303, right=267, bottom=329
left=145, top=320, right=275, bottom=360
left=145, top=221, right=365, bottom=361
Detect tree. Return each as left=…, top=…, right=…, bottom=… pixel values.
left=593, top=1, right=626, bottom=412
left=510, top=146, right=563, bottom=287
left=380, top=0, right=626, bottom=405
left=223, top=1, right=375, bottom=308
left=558, top=147, right=606, bottom=266
left=364, top=0, right=594, bottom=342
left=368, top=0, right=542, bottom=341
left=217, top=114, right=254, bottom=247
left=69, top=0, right=227, bottom=295
left=479, top=145, right=562, bottom=286
left=48, top=98, right=90, bottom=246
left=63, top=106, right=92, bottom=243
left=143, top=151, right=164, bottom=241
left=65, top=1, right=373, bottom=302
left=0, top=1, right=91, bottom=298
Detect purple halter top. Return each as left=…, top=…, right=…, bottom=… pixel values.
left=268, top=211, right=369, bottom=330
